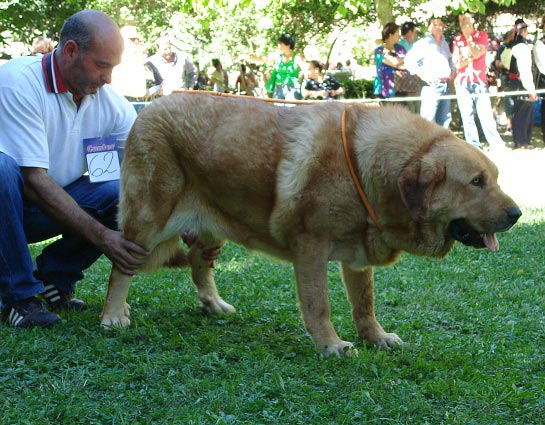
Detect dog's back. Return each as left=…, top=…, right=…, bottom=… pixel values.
left=118, top=94, right=344, bottom=266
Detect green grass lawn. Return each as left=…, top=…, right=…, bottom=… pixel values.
left=2, top=207, right=544, bottom=424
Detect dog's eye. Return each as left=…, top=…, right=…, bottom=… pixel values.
left=470, top=176, right=484, bottom=187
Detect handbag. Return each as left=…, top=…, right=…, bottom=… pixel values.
left=394, top=70, right=422, bottom=94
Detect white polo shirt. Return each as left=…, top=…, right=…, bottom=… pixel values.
left=0, top=50, right=137, bottom=187
left=404, top=35, right=453, bottom=84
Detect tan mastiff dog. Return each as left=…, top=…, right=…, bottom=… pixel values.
left=101, top=93, right=521, bottom=357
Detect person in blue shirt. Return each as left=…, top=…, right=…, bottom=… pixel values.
left=398, top=21, right=418, bottom=52
left=374, top=22, right=406, bottom=99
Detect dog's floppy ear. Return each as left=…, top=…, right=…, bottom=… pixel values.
left=398, top=157, right=445, bottom=220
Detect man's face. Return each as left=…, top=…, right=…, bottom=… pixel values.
left=405, top=29, right=418, bottom=43
left=459, top=14, right=474, bottom=32
left=158, top=40, right=173, bottom=61
left=66, top=38, right=123, bottom=98
left=430, top=19, right=445, bottom=38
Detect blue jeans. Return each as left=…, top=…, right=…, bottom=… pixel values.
left=455, top=81, right=505, bottom=149
left=0, top=153, right=119, bottom=304
left=420, top=82, right=451, bottom=129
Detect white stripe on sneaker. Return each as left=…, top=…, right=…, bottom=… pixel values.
left=8, top=308, right=24, bottom=326
left=13, top=314, right=24, bottom=327
left=43, top=284, right=61, bottom=303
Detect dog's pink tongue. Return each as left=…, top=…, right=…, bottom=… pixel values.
left=483, top=233, right=499, bottom=252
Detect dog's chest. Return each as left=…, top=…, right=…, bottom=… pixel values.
left=330, top=242, right=370, bottom=269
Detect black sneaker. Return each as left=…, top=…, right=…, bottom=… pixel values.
left=1, top=297, right=61, bottom=328
left=40, top=284, right=87, bottom=312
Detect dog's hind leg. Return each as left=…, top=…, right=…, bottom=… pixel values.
left=184, top=232, right=235, bottom=315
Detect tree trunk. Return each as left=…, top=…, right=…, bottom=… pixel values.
left=325, top=23, right=349, bottom=68
left=375, top=0, right=393, bottom=27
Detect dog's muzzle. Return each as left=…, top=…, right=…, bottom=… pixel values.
left=448, top=206, right=522, bottom=251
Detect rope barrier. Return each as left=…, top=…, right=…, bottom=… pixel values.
left=171, top=89, right=322, bottom=105
left=132, top=87, right=545, bottom=108
left=371, top=87, right=545, bottom=104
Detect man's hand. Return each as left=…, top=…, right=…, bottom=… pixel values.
left=21, top=167, right=149, bottom=275
left=98, top=229, right=149, bottom=275
left=461, top=24, right=473, bottom=37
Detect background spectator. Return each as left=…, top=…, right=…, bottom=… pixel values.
left=453, top=12, right=506, bottom=151
left=398, top=22, right=418, bottom=52
left=404, top=17, right=453, bottom=128
left=111, top=25, right=148, bottom=100
left=507, top=19, right=538, bottom=149
left=31, top=36, right=54, bottom=55
left=195, top=62, right=210, bottom=90
left=534, top=16, right=545, bottom=143
left=493, top=29, right=515, bottom=135
left=236, top=63, right=256, bottom=96
left=373, top=22, right=406, bottom=99
left=146, top=35, right=197, bottom=95
left=265, top=33, right=304, bottom=100
left=210, top=58, right=229, bottom=93
left=302, top=60, right=344, bottom=99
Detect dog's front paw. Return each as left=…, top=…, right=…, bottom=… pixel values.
left=373, top=333, right=403, bottom=350
left=101, top=302, right=131, bottom=328
left=322, top=341, right=359, bottom=358
left=200, top=296, right=236, bottom=315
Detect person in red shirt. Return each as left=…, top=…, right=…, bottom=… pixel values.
left=453, top=13, right=506, bottom=151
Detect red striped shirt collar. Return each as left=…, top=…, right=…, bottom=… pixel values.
left=41, top=49, right=68, bottom=94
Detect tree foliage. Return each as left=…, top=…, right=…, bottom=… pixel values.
left=262, top=0, right=374, bottom=49
left=0, top=0, right=539, bottom=53
left=0, top=0, right=86, bottom=44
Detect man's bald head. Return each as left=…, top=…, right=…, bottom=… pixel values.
left=56, top=10, right=124, bottom=100
left=59, top=10, right=122, bottom=53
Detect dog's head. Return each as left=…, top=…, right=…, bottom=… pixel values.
left=397, top=137, right=521, bottom=256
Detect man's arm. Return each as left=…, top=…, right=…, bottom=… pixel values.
left=454, top=33, right=486, bottom=70
left=22, top=167, right=148, bottom=274
left=452, top=39, right=465, bottom=71
left=466, top=34, right=486, bottom=60
left=535, top=40, right=545, bottom=76
left=513, top=44, right=538, bottom=101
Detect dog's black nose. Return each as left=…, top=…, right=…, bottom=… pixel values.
left=506, top=206, right=522, bottom=225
